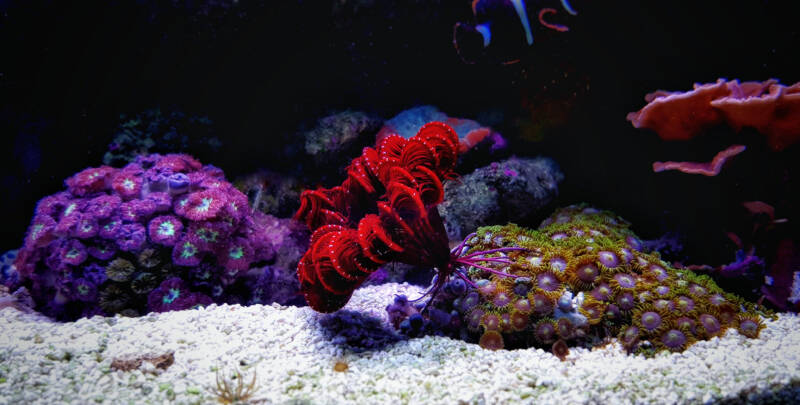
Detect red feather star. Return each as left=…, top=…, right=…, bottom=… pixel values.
left=295, top=122, right=524, bottom=312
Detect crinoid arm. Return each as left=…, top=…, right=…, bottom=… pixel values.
left=294, top=122, right=460, bottom=313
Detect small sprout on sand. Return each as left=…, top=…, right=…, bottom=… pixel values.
left=333, top=360, right=349, bottom=372
left=209, top=367, right=260, bottom=404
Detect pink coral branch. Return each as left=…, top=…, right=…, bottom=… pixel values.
left=652, top=144, right=747, bottom=176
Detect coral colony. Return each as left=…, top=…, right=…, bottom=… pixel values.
left=7, top=153, right=295, bottom=320
left=387, top=205, right=767, bottom=353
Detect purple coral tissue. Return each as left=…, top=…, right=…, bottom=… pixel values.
left=7, top=153, right=308, bottom=320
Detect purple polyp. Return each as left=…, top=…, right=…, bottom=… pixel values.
left=597, top=251, right=619, bottom=268
left=535, top=322, right=555, bottom=342
left=531, top=294, right=551, bottom=314
left=616, top=292, right=635, bottom=310
left=461, top=291, right=480, bottom=311
left=689, top=284, right=707, bottom=296
left=626, top=235, right=643, bottom=251
left=515, top=298, right=532, bottom=312
left=614, top=273, right=636, bottom=289
left=649, top=265, right=668, bottom=282
left=675, top=317, right=695, bottom=332
left=739, top=319, right=759, bottom=336
left=73, top=278, right=97, bottom=302
left=444, top=278, right=467, bottom=296
left=549, top=257, right=567, bottom=273
left=700, top=314, right=721, bottom=334
left=88, top=241, right=116, bottom=261
left=709, top=294, right=726, bottom=306
left=513, top=282, right=530, bottom=296
left=146, top=192, right=172, bottom=212
left=493, top=292, right=511, bottom=307
left=116, top=223, right=146, bottom=252
left=662, top=329, right=687, bottom=349
left=577, top=264, right=599, bottom=282
left=654, top=299, right=673, bottom=312
left=676, top=296, right=695, bottom=312
left=605, top=304, right=621, bottom=320
left=82, top=263, right=108, bottom=286
left=592, top=283, right=612, bottom=301
left=621, top=326, right=639, bottom=346
left=641, top=311, right=662, bottom=331
left=538, top=273, right=559, bottom=291
left=619, top=248, right=633, bottom=263
left=168, top=173, right=190, bottom=192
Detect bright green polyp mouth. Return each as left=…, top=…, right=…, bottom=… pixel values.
left=196, top=197, right=213, bottom=212
left=64, top=203, right=77, bottom=217
left=31, top=223, right=44, bottom=240
left=229, top=246, right=244, bottom=260
left=181, top=242, right=197, bottom=258
left=163, top=288, right=180, bottom=304
left=196, top=228, right=219, bottom=243
left=158, top=221, right=175, bottom=236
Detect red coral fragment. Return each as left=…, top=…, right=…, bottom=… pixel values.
left=627, top=79, right=731, bottom=141
left=628, top=78, right=800, bottom=151
left=711, top=81, right=800, bottom=151
left=652, top=144, right=747, bottom=176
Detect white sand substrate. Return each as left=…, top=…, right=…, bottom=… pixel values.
left=1, top=282, right=800, bottom=405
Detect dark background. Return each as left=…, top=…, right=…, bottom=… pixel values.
left=1, top=0, right=798, bottom=268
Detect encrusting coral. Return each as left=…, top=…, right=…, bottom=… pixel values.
left=387, top=205, right=769, bottom=355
